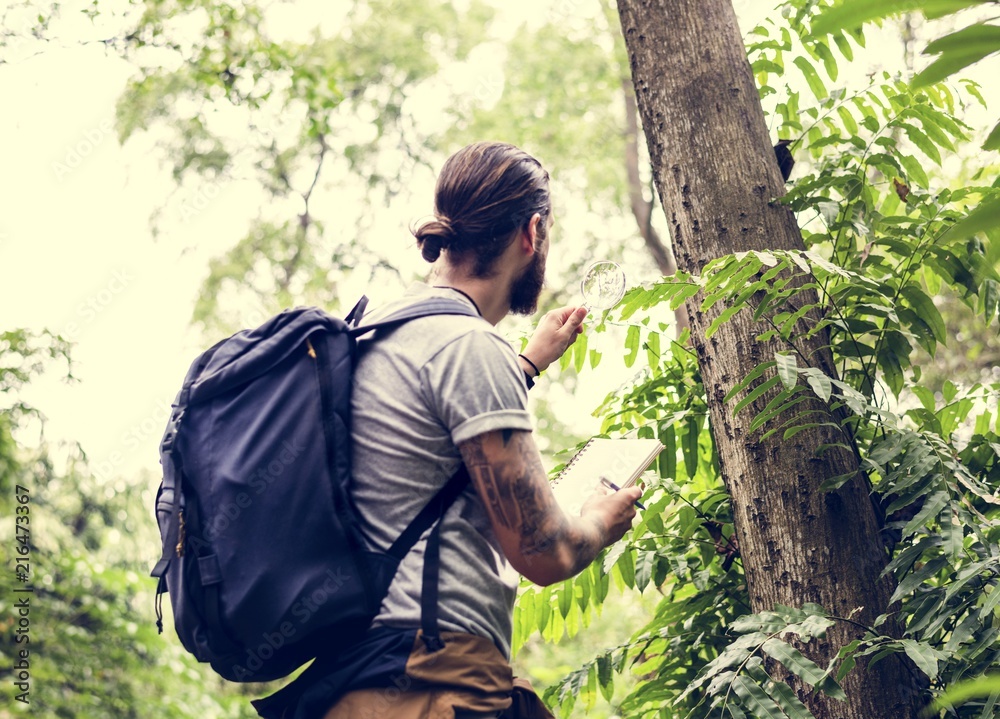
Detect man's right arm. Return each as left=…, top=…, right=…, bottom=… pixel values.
left=458, top=428, right=640, bottom=586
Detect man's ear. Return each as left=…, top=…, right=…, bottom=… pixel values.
left=521, top=213, right=542, bottom=255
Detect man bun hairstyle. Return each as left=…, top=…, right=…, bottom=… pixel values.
left=412, top=141, right=550, bottom=277
left=414, top=217, right=458, bottom=263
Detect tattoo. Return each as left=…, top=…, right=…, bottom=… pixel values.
left=460, top=431, right=604, bottom=577
left=462, top=435, right=515, bottom=530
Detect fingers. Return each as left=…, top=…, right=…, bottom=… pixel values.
left=552, top=306, right=586, bottom=342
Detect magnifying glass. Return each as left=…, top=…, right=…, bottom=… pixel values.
left=581, top=260, right=626, bottom=312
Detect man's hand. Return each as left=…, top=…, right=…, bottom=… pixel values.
left=580, top=484, right=642, bottom=546
left=520, top=306, right=587, bottom=374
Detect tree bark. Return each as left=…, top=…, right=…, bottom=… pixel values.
left=623, top=77, right=689, bottom=332
left=615, top=1, right=922, bottom=717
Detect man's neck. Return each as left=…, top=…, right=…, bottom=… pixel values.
left=431, top=268, right=510, bottom=326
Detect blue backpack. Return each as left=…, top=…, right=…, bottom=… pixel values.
left=149, top=297, right=478, bottom=683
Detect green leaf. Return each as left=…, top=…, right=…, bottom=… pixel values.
left=900, top=285, right=947, bottom=343
left=645, top=330, right=660, bottom=368
left=984, top=118, right=1000, bottom=150
left=814, top=40, right=839, bottom=81
left=573, top=330, right=587, bottom=373
left=726, top=361, right=778, bottom=403
left=751, top=391, right=810, bottom=433
left=901, top=122, right=942, bottom=165
left=898, top=153, right=930, bottom=188
left=707, top=305, right=743, bottom=338
left=616, top=547, right=636, bottom=589
left=833, top=31, right=855, bottom=61
left=659, top=423, right=677, bottom=480
left=683, top=415, right=700, bottom=477
left=810, top=0, right=984, bottom=37
left=923, top=22, right=1000, bottom=54
left=784, top=422, right=842, bottom=440
left=837, top=105, right=859, bottom=135
left=877, top=344, right=905, bottom=397
left=899, top=639, right=944, bottom=680
left=733, top=375, right=782, bottom=417
left=913, top=45, right=999, bottom=87
left=624, top=325, right=640, bottom=368
left=767, top=678, right=813, bottom=717
left=635, top=550, right=655, bottom=592
left=793, top=55, right=828, bottom=100
left=557, top=582, right=573, bottom=619
left=730, top=675, right=786, bottom=717
left=939, top=197, right=1000, bottom=242
left=762, top=637, right=841, bottom=693
left=805, top=370, right=833, bottom=402
left=775, top=352, right=798, bottom=390
left=934, top=675, right=1000, bottom=710
left=820, top=470, right=859, bottom=491
left=596, top=653, right=614, bottom=703
left=891, top=555, right=949, bottom=603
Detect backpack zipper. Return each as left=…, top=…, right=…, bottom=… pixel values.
left=306, top=338, right=317, bottom=359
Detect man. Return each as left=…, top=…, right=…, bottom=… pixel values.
left=269, top=141, right=640, bottom=719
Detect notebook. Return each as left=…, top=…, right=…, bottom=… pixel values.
left=550, top=437, right=664, bottom=515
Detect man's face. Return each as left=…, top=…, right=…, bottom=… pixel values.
left=508, top=214, right=551, bottom=316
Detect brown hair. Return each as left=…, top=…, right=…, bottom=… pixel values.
left=412, top=141, right=550, bottom=277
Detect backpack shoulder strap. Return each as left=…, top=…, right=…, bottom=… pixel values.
left=347, top=298, right=480, bottom=338
left=386, top=465, right=470, bottom=561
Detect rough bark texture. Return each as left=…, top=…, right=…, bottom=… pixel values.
left=623, top=78, right=689, bottom=332
left=615, top=1, right=922, bottom=717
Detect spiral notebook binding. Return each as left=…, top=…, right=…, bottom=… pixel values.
left=552, top=438, right=595, bottom=486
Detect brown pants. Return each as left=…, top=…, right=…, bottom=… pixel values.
left=320, top=632, right=554, bottom=719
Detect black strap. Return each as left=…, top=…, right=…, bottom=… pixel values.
left=345, top=296, right=369, bottom=327
left=387, top=466, right=470, bottom=560
left=311, top=331, right=378, bottom=605
left=392, top=467, right=471, bottom=653
left=420, top=517, right=447, bottom=652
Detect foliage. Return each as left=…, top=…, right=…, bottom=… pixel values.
left=811, top=0, right=1000, bottom=150
left=9, top=0, right=1000, bottom=716
left=115, top=0, right=495, bottom=335
left=0, top=334, right=263, bottom=717
left=523, top=1, right=1000, bottom=717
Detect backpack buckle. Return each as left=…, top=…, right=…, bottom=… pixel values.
left=421, top=633, right=445, bottom=653
left=161, top=409, right=185, bottom=453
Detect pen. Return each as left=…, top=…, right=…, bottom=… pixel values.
left=600, top=477, right=646, bottom=510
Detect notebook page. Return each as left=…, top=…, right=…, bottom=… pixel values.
left=550, top=438, right=663, bottom=515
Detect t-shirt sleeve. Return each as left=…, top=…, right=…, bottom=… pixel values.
left=420, top=328, right=533, bottom=445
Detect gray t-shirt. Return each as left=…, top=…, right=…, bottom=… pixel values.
left=350, top=283, right=533, bottom=657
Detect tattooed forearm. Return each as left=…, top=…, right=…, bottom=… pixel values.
left=460, top=430, right=606, bottom=583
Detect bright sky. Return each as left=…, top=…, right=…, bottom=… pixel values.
left=1, top=0, right=996, bottom=486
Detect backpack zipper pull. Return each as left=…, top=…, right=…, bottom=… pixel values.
left=176, top=510, right=186, bottom=557
left=306, top=338, right=317, bottom=359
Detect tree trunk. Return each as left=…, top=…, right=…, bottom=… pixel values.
left=615, top=1, right=922, bottom=717
left=622, top=77, right=689, bottom=332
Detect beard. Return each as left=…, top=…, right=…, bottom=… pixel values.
left=508, top=250, right=546, bottom=317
